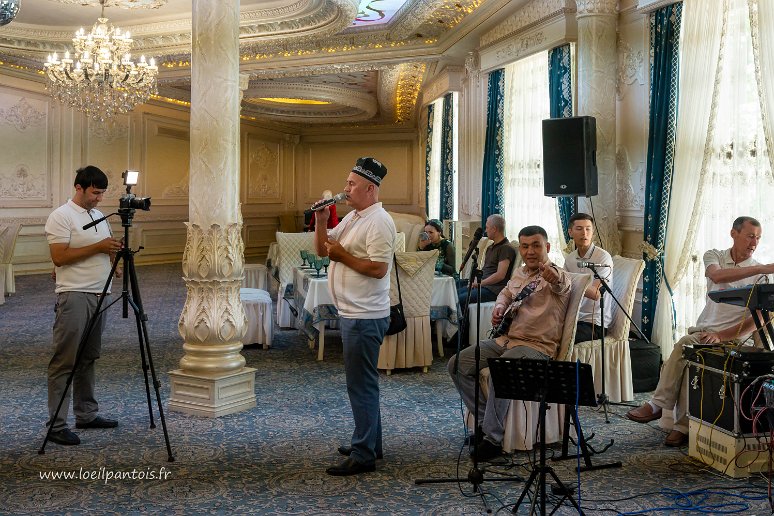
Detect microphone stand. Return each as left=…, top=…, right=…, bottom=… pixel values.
left=415, top=246, right=522, bottom=512
left=587, top=264, right=648, bottom=421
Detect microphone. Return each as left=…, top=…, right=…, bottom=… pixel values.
left=304, top=192, right=346, bottom=215
left=459, top=227, right=484, bottom=273
left=577, top=260, right=611, bottom=269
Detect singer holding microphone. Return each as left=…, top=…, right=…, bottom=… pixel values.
left=313, top=157, right=396, bottom=476
left=562, top=213, right=613, bottom=343
left=43, top=166, right=123, bottom=446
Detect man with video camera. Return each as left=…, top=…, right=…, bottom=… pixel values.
left=44, top=165, right=123, bottom=446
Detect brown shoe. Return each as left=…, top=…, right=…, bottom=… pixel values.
left=625, top=403, right=662, bottom=423
left=664, top=430, right=688, bottom=447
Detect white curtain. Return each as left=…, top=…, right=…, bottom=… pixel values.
left=652, top=0, right=725, bottom=352
left=427, top=98, right=443, bottom=220
left=503, top=51, right=564, bottom=265
left=752, top=0, right=774, bottom=176
left=655, top=0, right=774, bottom=352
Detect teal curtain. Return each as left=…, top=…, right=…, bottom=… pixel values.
left=424, top=103, right=434, bottom=216
left=439, top=93, right=455, bottom=221
left=481, top=68, right=505, bottom=226
left=641, top=3, right=682, bottom=339
left=548, top=44, right=575, bottom=235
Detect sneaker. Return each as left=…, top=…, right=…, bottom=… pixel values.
left=49, top=428, right=80, bottom=446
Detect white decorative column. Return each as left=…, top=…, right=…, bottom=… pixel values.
left=576, top=0, right=621, bottom=255
left=169, top=0, right=256, bottom=417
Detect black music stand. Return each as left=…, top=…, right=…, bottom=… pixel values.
left=487, top=357, right=596, bottom=515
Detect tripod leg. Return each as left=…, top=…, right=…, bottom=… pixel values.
left=128, top=268, right=155, bottom=428
left=512, top=468, right=539, bottom=513
left=546, top=468, right=584, bottom=515
left=127, top=255, right=175, bottom=462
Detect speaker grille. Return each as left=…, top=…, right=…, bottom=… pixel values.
left=542, top=116, right=598, bottom=197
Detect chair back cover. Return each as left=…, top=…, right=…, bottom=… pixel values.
left=557, top=272, right=594, bottom=361
left=607, top=255, right=646, bottom=341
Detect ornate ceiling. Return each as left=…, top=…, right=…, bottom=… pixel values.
left=0, top=0, right=523, bottom=128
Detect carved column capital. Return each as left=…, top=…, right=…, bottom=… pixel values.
left=575, top=0, right=617, bottom=17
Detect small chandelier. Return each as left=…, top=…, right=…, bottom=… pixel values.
left=43, top=0, right=158, bottom=122
left=0, top=0, right=21, bottom=27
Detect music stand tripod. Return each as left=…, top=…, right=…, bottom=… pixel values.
left=488, top=357, right=597, bottom=516
left=415, top=245, right=522, bottom=512
left=39, top=193, right=175, bottom=462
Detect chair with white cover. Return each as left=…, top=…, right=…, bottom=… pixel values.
left=0, top=223, right=21, bottom=301
left=378, top=250, right=438, bottom=374
left=274, top=231, right=315, bottom=328
left=467, top=272, right=593, bottom=452
left=571, top=255, right=644, bottom=403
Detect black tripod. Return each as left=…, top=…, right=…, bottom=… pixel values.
left=415, top=246, right=522, bottom=512
left=39, top=201, right=174, bottom=462
left=488, top=357, right=597, bottom=515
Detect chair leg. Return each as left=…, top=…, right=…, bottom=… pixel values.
left=317, top=327, right=326, bottom=361
left=435, top=320, right=444, bottom=358
left=386, top=369, right=392, bottom=376
left=422, top=366, right=428, bottom=373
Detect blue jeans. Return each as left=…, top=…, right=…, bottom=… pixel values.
left=340, top=316, right=389, bottom=464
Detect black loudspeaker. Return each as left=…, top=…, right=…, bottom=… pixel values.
left=542, top=116, right=598, bottom=197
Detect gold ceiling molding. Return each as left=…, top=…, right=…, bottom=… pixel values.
left=47, top=0, right=167, bottom=7
left=243, top=82, right=377, bottom=124
left=394, top=62, right=426, bottom=123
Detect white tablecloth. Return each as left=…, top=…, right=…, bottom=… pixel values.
left=240, top=288, right=273, bottom=349
left=242, top=263, right=268, bottom=290
left=293, top=268, right=458, bottom=360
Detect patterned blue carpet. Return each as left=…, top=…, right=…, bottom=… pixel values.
left=1, top=264, right=771, bottom=514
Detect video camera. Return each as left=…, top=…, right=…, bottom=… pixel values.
left=119, top=170, right=151, bottom=212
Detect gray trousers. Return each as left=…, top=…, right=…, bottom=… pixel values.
left=448, top=340, right=548, bottom=445
left=47, top=292, right=107, bottom=431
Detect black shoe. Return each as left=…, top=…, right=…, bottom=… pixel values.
left=49, top=428, right=80, bottom=446
left=471, top=439, right=502, bottom=462
left=464, top=433, right=483, bottom=446
left=75, top=416, right=118, bottom=429
left=337, top=446, right=383, bottom=460
left=326, top=457, right=376, bottom=476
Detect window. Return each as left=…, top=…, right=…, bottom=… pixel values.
left=671, top=0, right=773, bottom=336
left=503, top=51, right=564, bottom=264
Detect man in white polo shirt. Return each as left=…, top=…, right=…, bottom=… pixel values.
left=562, top=213, right=614, bottom=343
left=44, top=165, right=123, bottom=446
left=314, top=157, right=396, bottom=476
left=627, top=216, right=773, bottom=446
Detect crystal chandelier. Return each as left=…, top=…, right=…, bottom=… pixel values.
left=43, top=0, right=158, bottom=122
left=0, top=0, right=21, bottom=27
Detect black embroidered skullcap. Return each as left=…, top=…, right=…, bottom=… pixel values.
left=352, top=157, right=387, bottom=185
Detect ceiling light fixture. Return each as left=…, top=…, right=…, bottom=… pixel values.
left=0, top=0, right=20, bottom=26
left=43, top=0, right=158, bottom=122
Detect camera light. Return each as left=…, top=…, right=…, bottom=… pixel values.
left=123, top=170, right=140, bottom=186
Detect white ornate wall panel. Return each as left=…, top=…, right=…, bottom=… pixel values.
left=84, top=116, right=132, bottom=204
left=142, top=115, right=191, bottom=207
left=245, top=135, right=282, bottom=204
left=616, top=3, right=648, bottom=250
left=0, top=88, right=51, bottom=208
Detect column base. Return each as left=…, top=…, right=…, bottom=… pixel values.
left=168, top=367, right=256, bottom=417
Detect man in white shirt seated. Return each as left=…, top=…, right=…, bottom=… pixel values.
left=626, top=216, right=774, bottom=446
left=563, top=213, right=613, bottom=343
